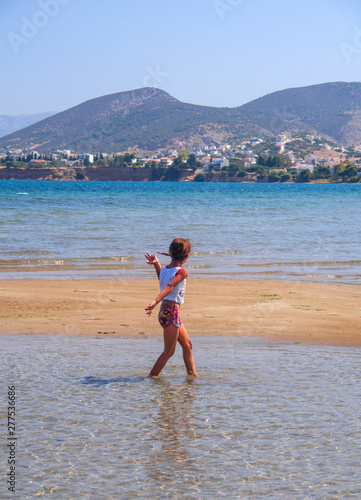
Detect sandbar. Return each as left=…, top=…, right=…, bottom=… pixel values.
left=0, top=278, right=360, bottom=346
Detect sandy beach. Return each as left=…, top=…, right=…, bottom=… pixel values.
left=1, top=278, right=360, bottom=345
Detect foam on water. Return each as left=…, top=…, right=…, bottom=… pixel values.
left=1, top=335, right=361, bottom=499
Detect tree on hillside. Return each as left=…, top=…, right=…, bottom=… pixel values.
left=280, top=172, right=292, bottom=182
left=252, top=165, right=268, bottom=177
left=123, top=153, right=135, bottom=165
left=172, top=156, right=184, bottom=168
left=151, top=163, right=164, bottom=180
left=266, top=154, right=290, bottom=168
left=343, top=166, right=358, bottom=178
left=268, top=172, right=281, bottom=182
left=163, top=166, right=183, bottom=181
left=298, top=169, right=312, bottom=182
left=257, top=154, right=268, bottom=166
left=229, top=158, right=244, bottom=175
left=186, top=153, right=200, bottom=170
left=313, top=166, right=332, bottom=179
left=179, top=149, right=190, bottom=161
left=332, top=163, right=344, bottom=177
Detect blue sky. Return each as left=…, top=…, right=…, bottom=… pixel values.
left=1, top=0, right=361, bottom=115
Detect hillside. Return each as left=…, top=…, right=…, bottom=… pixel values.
left=1, top=82, right=361, bottom=152
left=239, top=81, right=361, bottom=144
left=0, top=87, right=261, bottom=152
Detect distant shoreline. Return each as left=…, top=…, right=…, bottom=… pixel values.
left=0, top=166, right=358, bottom=183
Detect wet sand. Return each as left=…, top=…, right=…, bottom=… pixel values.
left=1, top=278, right=360, bottom=345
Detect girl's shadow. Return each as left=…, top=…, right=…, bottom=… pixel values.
left=78, top=375, right=149, bottom=386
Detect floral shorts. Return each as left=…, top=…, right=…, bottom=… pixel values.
left=158, top=302, right=182, bottom=328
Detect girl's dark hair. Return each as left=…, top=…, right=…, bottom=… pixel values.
left=168, top=238, right=191, bottom=260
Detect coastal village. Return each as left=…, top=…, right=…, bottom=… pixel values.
left=1, top=131, right=361, bottom=182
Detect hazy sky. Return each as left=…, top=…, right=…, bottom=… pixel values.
left=1, top=0, right=361, bottom=115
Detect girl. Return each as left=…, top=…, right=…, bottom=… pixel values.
left=145, top=238, right=198, bottom=378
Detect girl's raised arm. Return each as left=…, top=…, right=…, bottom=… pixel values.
left=145, top=252, right=162, bottom=279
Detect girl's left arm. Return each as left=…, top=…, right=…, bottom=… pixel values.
left=145, top=269, right=188, bottom=316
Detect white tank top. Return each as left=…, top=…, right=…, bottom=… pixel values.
left=159, top=266, right=186, bottom=304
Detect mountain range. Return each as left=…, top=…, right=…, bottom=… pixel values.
left=0, top=112, right=55, bottom=139
left=1, top=82, right=361, bottom=153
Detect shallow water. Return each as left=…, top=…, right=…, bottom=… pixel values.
left=1, top=181, right=361, bottom=283
left=1, top=335, right=361, bottom=499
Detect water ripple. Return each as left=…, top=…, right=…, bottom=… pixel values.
left=1, top=335, right=361, bottom=498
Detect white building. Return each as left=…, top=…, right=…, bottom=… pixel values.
left=295, top=164, right=314, bottom=174
left=243, top=158, right=257, bottom=168
left=204, top=159, right=229, bottom=170
left=159, top=157, right=172, bottom=167
left=60, top=159, right=77, bottom=166
left=250, top=138, right=263, bottom=145
left=219, top=144, right=232, bottom=151
left=78, top=153, right=94, bottom=165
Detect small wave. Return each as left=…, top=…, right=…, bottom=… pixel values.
left=0, top=258, right=65, bottom=266
left=1, top=250, right=53, bottom=256
left=89, top=256, right=135, bottom=262
left=306, top=274, right=338, bottom=279
left=16, top=192, right=28, bottom=195
left=237, top=260, right=361, bottom=268
left=193, top=250, right=247, bottom=256
left=188, top=264, right=211, bottom=269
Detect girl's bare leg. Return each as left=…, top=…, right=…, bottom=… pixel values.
left=177, top=323, right=198, bottom=377
left=149, top=324, right=179, bottom=377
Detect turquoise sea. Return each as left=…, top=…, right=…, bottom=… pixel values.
left=1, top=180, right=361, bottom=499
left=0, top=180, right=360, bottom=283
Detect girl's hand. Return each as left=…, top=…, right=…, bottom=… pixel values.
left=145, top=300, right=157, bottom=316
left=145, top=252, right=159, bottom=266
